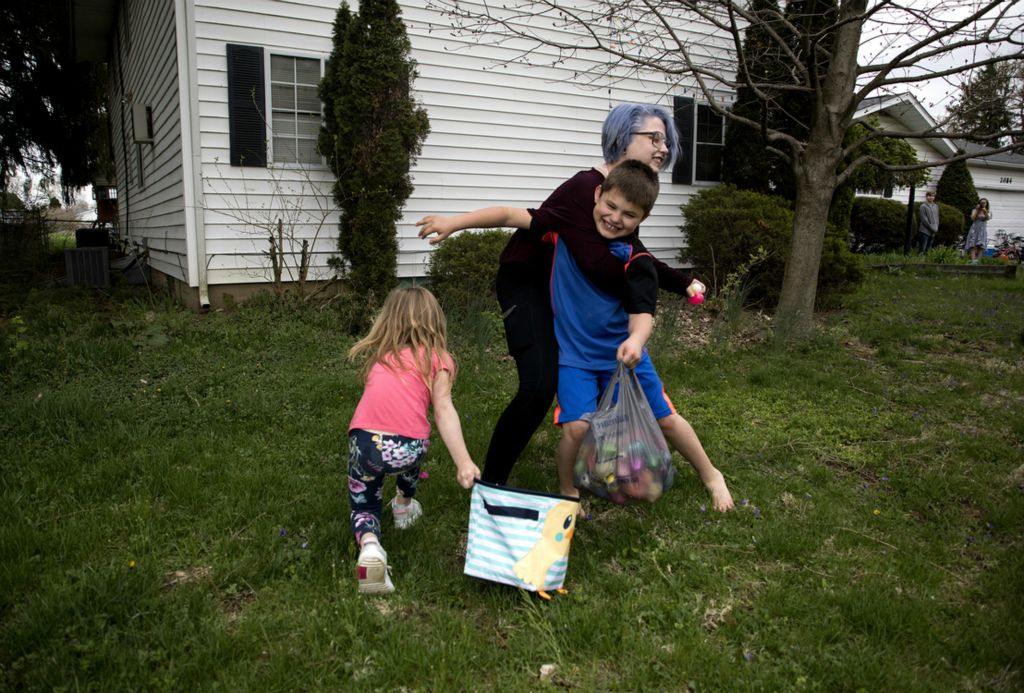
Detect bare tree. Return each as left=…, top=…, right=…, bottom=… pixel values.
left=205, top=159, right=337, bottom=300
left=426, top=0, right=1024, bottom=338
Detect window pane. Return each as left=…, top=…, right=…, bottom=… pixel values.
left=297, top=139, right=320, bottom=164
left=296, top=86, right=320, bottom=112
left=695, top=143, right=723, bottom=182
left=296, top=114, right=320, bottom=138
left=270, top=55, right=293, bottom=82
left=696, top=105, right=724, bottom=144
left=271, top=84, right=294, bottom=110
left=272, top=114, right=295, bottom=137
left=273, top=137, right=297, bottom=163
left=295, top=57, right=320, bottom=85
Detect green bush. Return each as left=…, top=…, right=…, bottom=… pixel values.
left=680, top=185, right=863, bottom=310
left=935, top=202, right=965, bottom=247
left=925, top=245, right=963, bottom=264
left=426, top=229, right=510, bottom=312
left=850, top=196, right=907, bottom=253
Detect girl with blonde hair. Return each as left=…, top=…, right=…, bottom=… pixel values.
left=347, top=287, right=480, bottom=594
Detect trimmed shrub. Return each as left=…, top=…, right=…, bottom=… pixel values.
left=850, top=196, right=907, bottom=253
left=936, top=202, right=965, bottom=247
left=680, top=185, right=863, bottom=310
left=426, top=229, right=510, bottom=311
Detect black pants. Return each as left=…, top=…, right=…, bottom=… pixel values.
left=482, top=264, right=558, bottom=484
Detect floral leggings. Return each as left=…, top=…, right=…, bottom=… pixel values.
left=347, top=429, right=429, bottom=544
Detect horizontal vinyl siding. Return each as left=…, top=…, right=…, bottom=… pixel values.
left=194, top=0, right=336, bottom=283
left=112, top=0, right=188, bottom=281
left=191, top=0, right=732, bottom=283
left=404, top=0, right=724, bottom=277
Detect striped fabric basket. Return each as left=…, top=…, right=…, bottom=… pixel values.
left=464, top=480, right=579, bottom=594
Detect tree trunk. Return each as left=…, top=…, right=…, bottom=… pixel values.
left=775, top=148, right=839, bottom=339
left=774, top=0, right=866, bottom=339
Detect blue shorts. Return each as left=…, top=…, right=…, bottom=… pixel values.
left=554, top=354, right=676, bottom=424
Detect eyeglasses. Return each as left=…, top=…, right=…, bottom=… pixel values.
left=631, top=131, right=668, bottom=147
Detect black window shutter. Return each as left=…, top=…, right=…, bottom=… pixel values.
left=227, top=44, right=266, bottom=167
left=672, top=96, right=694, bottom=185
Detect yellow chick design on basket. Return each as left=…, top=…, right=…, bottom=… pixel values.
left=513, top=500, right=578, bottom=599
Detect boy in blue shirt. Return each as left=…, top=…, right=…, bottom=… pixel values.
left=547, top=161, right=733, bottom=512
left=417, top=161, right=733, bottom=512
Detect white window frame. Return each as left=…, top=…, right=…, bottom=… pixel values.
left=694, top=103, right=724, bottom=184
left=265, top=51, right=325, bottom=168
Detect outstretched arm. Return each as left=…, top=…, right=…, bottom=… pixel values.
left=630, top=236, right=701, bottom=296
left=431, top=368, right=480, bottom=489
left=416, top=208, right=532, bottom=245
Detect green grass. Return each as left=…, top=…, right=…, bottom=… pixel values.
left=865, top=247, right=1019, bottom=266
left=1, top=268, right=1022, bottom=691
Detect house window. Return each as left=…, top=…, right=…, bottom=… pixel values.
left=269, top=55, right=322, bottom=165
left=694, top=104, right=724, bottom=182
left=671, top=96, right=725, bottom=185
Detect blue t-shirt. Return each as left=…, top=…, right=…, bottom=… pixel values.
left=550, top=237, right=656, bottom=371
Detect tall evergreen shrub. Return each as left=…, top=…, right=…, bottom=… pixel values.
left=319, top=0, right=430, bottom=302
left=935, top=157, right=978, bottom=233
left=770, top=0, right=839, bottom=202
left=721, top=0, right=786, bottom=195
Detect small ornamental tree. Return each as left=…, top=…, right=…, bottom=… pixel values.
left=319, top=0, right=430, bottom=302
left=935, top=157, right=979, bottom=232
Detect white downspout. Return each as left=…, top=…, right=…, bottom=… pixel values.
left=174, top=0, right=210, bottom=308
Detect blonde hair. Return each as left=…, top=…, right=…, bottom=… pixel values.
left=348, top=287, right=454, bottom=384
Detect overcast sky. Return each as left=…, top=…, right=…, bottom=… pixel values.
left=858, top=0, right=1022, bottom=121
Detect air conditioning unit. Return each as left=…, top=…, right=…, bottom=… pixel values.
left=65, top=248, right=110, bottom=287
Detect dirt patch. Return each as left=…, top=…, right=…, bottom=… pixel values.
left=163, top=565, right=212, bottom=591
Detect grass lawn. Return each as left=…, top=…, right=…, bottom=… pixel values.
left=1, top=265, right=1022, bottom=691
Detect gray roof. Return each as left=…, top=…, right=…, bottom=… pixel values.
left=952, top=139, right=1024, bottom=165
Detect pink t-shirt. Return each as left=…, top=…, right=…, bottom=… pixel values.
left=348, top=347, right=455, bottom=440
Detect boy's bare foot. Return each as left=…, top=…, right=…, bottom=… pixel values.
left=702, top=469, right=734, bottom=512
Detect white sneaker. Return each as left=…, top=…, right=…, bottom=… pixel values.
left=391, top=497, right=423, bottom=530
left=356, top=541, right=394, bottom=594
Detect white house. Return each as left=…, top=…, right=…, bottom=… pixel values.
left=71, top=0, right=735, bottom=308
left=855, top=93, right=1024, bottom=245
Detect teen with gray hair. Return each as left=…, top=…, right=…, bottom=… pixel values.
left=417, top=103, right=718, bottom=508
